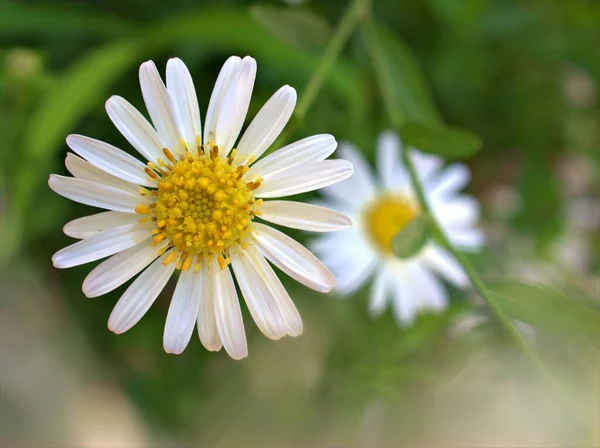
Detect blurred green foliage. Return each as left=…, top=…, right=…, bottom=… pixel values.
left=1, top=0, right=599, bottom=445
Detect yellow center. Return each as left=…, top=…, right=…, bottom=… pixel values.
left=363, top=195, right=418, bottom=253
left=136, top=145, right=262, bottom=270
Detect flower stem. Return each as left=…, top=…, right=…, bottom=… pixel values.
left=399, top=145, right=590, bottom=434
left=294, top=0, right=370, bottom=122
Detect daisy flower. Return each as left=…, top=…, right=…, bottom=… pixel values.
left=49, top=56, right=354, bottom=359
left=312, top=130, right=484, bottom=325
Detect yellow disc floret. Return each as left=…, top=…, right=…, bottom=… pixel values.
left=139, top=145, right=261, bottom=269
left=363, top=195, right=418, bottom=253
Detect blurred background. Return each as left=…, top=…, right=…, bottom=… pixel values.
left=1, top=0, right=599, bottom=446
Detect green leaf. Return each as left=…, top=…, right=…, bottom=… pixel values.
left=363, top=20, right=482, bottom=160
left=486, top=279, right=600, bottom=341
left=249, top=4, right=331, bottom=53
left=0, top=41, right=141, bottom=268
left=391, top=213, right=432, bottom=259
left=400, top=121, right=482, bottom=159
left=363, top=21, right=440, bottom=126
left=0, top=3, right=132, bottom=39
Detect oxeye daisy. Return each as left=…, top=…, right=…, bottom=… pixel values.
left=49, top=56, right=354, bottom=359
left=312, top=131, right=484, bottom=325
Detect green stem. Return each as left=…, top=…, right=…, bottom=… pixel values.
left=294, top=0, right=370, bottom=122
left=399, top=146, right=589, bottom=433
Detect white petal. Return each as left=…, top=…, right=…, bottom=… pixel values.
left=64, top=211, right=140, bottom=239
left=259, top=200, right=352, bottom=232
left=231, top=250, right=286, bottom=340
left=310, top=198, right=355, bottom=218
left=335, top=143, right=376, bottom=199
left=313, top=228, right=368, bottom=269
left=410, top=149, right=442, bottom=183
left=332, top=247, right=377, bottom=294
left=66, top=134, right=154, bottom=187
left=217, top=56, right=257, bottom=154
left=244, top=245, right=303, bottom=337
left=310, top=228, right=361, bottom=261
left=411, top=262, right=448, bottom=311
left=212, top=261, right=248, bottom=360
left=139, top=60, right=183, bottom=154
left=320, top=178, right=360, bottom=207
left=203, top=56, right=241, bottom=146
left=427, top=163, right=470, bottom=198
left=254, top=159, right=354, bottom=198
left=108, top=250, right=177, bottom=334
left=247, top=134, right=337, bottom=179
left=369, top=267, right=389, bottom=317
left=166, top=57, right=202, bottom=148
left=391, top=276, right=417, bottom=326
left=49, top=175, right=149, bottom=213
left=105, top=95, right=164, bottom=164
left=320, top=145, right=376, bottom=206
left=82, top=237, right=162, bottom=297
left=390, top=262, right=448, bottom=326
left=52, top=222, right=150, bottom=269
left=376, top=130, right=400, bottom=189
left=236, top=85, right=296, bottom=164
left=421, top=244, right=469, bottom=288
left=251, top=222, right=335, bottom=293
left=163, top=268, right=202, bottom=354
left=196, top=262, right=222, bottom=352
left=445, top=227, right=486, bottom=250
left=65, top=154, right=139, bottom=195
left=433, top=195, right=481, bottom=230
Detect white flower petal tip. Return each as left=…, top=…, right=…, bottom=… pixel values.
left=255, top=159, right=354, bottom=199
left=252, top=223, right=336, bottom=293
left=247, top=134, right=338, bottom=180
left=163, top=269, right=201, bottom=355
left=108, top=251, right=177, bottom=334
left=236, top=84, right=297, bottom=163
left=104, top=95, right=165, bottom=164
left=63, top=211, right=139, bottom=239
left=259, top=201, right=352, bottom=232
left=48, top=174, right=148, bottom=213
left=52, top=223, right=150, bottom=269
left=166, top=58, right=202, bottom=148
left=212, top=262, right=248, bottom=360
left=65, top=134, right=153, bottom=187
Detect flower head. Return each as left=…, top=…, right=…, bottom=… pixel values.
left=49, top=56, right=354, bottom=359
left=312, top=131, right=484, bottom=325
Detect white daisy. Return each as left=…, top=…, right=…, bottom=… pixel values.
left=312, top=130, right=484, bottom=325
left=49, top=56, right=354, bottom=359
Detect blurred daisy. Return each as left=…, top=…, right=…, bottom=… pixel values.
left=49, top=56, right=354, bottom=359
left=312, top=131, right=484, bottom=325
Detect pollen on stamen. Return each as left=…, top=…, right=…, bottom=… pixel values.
left=150, top=150, right=258, bottom=263
left=163, top=148, right=177, bottom=164
left=163, top=251, right=178, bottom=266
left=181, top=255, right=192, bottom=271
left=179, top=138, right=187, bottom=152
left=145, top=167, right=159, bottom=180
